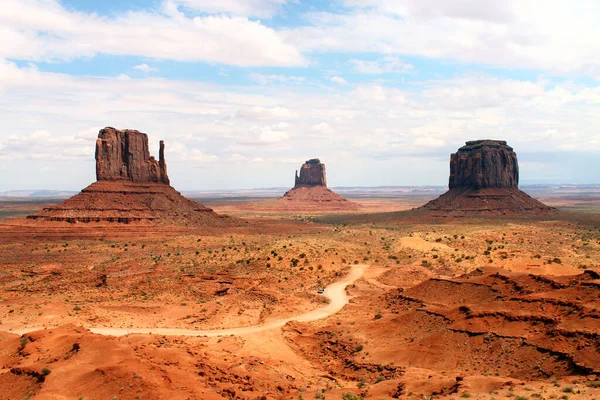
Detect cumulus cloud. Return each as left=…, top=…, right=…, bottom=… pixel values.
left=249, top=74, right=306, bottom=85
left=0, top=0, right=305, bottom=67
left=189, top=149, right=219, bottom=162
left=413, top=137, right=446, bottom=148
left=330, top=76, right=348, bottom=84
left=133, top=64, right=158, bottom=73
left=287, top=0, right=600, bottom=78
left=248, top=123, right=290, bottom=144
left=1, top=60, right=600, bottom=189
left=310, top=122, right=333, bottom=133
left=236, top=106, right=299, bottom=120
left=352, top=85, right=407, bottom=103
left=167, top=0, right=288, bottom=18
left=350, top=56, right=413, bottom=74
left=0, top=128, right=97, bottom=161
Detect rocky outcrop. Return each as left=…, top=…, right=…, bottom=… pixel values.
left=449, top=140, right=518, bottom=189
left=421, top=140, right=554, bottom=215
left=295, top=159, right=326, bottom=187
left=273, top=159, right=360, bottom=211
left=95, top=127, right=169, bottom=184
left=28, top=127, right=233, bottom=225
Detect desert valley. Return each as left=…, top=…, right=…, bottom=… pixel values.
left=2, top=1, right=600, bottom=399
left=0, top=129, right=598, bottom=400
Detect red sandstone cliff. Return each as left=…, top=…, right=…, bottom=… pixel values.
left=28, top=127, right=232, bottom=225
left=95, top=127, right=169, bottom=184
left=295, top=159, right=327, bottom=187
left=422, top=140, right=553, bottom=215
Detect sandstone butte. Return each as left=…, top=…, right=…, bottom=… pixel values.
left=28, top=127, right=232, bottom=225
left=421, top=140, right=555, bottom=215
left=279, top=159, right=360, bottom=210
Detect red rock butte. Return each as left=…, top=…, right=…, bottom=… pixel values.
left=421, top=140, right=554, bottom=215
left=28, top=127, right=232, bottom=225
left=279, top=159, right=360, bottom=210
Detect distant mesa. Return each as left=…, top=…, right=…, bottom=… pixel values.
left=295, top=158, right=326, bottom=187
left=421, top=140, right=554, bottom=215
left=28, top=127, right=232, bottom=225
left=279, top=159, right=360, bottom=211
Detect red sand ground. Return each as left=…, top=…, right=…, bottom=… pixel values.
left=0, top=198, right=599, bottom=399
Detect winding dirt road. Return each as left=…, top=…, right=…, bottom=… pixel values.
left=9, top=264, right=368, bottom=337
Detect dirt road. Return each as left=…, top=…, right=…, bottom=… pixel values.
left=9, top=264, right=369, bottom=337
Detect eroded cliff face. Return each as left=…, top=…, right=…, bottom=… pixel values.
left=95, top=127, right=169, bottom=185
left=449, top=140, right=518, bottom=190
left=295, top=159, right=327, bottom=187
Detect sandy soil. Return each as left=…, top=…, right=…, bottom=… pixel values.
left=0, top=197, right=599, bottom=399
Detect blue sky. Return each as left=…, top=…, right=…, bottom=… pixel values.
left=0, top=0, right=599, bottom=191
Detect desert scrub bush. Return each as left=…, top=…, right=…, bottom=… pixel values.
left=18, top=336, right=31, bottom=351
left=353, top=344, right=364, bottom=353
left=460, top=393, right=471, bottom=398
left=341, top=393, right=364, bottom=400
left=357, top=377, right=367, bottom=388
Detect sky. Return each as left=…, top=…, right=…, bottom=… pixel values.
left=0, top=0, right=599, bottom=191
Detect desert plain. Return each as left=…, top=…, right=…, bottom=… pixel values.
left=0, top=186, right=599, bottom=400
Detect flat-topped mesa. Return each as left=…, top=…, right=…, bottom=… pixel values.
left=420, top=139, right=554, bottom=215
left=95, top=127, right=169, bottom=184
left=449, top=140, right=518, bottom=190
left=294, top=159, right=326, bottom=187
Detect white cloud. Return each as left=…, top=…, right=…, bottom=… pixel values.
left=0, top=128, right=97, bottom=161
left=330, top=76, right=347, bottom=84
left=236, top=106, right=299, bottom=120
left=0, top=0, right=305, bottom=67
left=249, top=73, right=305, bottom=85
left=228, top=153, right=267, bottom=163
left=133, top=64, right=158, bottom=73
left=352, top=85, right=407, bottom=103
left=249, top=124, right=290, bottom=144
left=287, top=0, right=600, bottom=78
left=413, top=137, right=446, bottom=148
left=167, top=0, right=288, bottom=18
left=350, top=56, right=413, bottom=74
left=1, top=60, right=600, bottom=189
left=189, top=149, right=219, bottom=162
left=311, top=122, right=333, bottom=134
